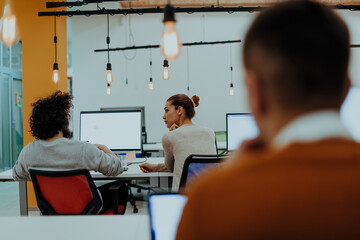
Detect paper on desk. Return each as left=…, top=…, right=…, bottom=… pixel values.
left=126, top=151, right=136, bottom=161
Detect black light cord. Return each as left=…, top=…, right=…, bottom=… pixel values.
left=230, top=44, right=233, bottom=84
left=107, top=13, right=110, bottom=64
left=187, top=46, right=190, bottom=95
left=149, top=49, right=152, bottom=77
left=54, top=16, right=57, bottom=63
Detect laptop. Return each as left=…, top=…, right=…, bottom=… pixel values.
left=149, top=194, right=188, bottom=240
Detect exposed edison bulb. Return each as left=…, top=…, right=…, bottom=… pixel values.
left=106, top=63, right=113, bottom=83
left=52, top=63, right=59, bottom=84
left=229, top=83, right=234, bottom=96
left=106, top=83, right=111, bottom=96
left=161, top=21, right=181, bottom=61
left=162, top=59, right=170, bottom=80
left=149, top=78, right=154, bottom=90
left=1, top=4, right=20, bottom=48
left=53, top=69, right=59, bottom=83
left=106, top=70, right=113, bottom=84
left=162, top=67, right=170, bottom=80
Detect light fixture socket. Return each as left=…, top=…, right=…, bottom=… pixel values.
left=107, top=83, right=110, bottom=87
left=107, top=63, right=112, bottom=70
left=163, top=59, right=169, bottom=67
left=163, top=4, right=176, bottom=23
left=149, top=77, right=153, bottom=83
left=53, top=62, right=59, bottom=70
left=230, top=83, right=234, bottom=87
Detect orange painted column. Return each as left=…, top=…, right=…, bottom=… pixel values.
left=12, top=0, right=68, bottom=207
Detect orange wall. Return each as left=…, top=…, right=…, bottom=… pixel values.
left=12, top=0, right=68, bottom=207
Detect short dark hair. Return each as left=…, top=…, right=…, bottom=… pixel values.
left=167, top=94, right=200, bottom=119
left=243, top=0, right=350, bottom=111
left=30, top=91, right=73, bottom=140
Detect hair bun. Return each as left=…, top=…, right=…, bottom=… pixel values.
left=191, top=95, right=200, bottom=107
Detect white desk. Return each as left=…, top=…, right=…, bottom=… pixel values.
left=0, top=157, right=173, bottom=216
left=0, top=215, right=151, bottom=240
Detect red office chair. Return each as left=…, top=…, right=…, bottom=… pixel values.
left=29, top=168, right=126, bottom=215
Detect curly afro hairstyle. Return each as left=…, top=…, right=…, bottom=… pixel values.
left=30, top=91, right=73, bottom=140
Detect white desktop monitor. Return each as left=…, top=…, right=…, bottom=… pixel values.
left=80, top=110, right=142, bottom=153
left=226, top=113, right=259, bottom=151
left=149, top=194, right=188, bottom=240
left=340, top=86, right=360, bottom=142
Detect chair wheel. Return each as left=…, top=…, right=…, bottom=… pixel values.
left=133, top=208, right=138, bottom=213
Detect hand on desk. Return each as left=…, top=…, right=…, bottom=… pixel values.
left=139, top=163, right=158, bottom=173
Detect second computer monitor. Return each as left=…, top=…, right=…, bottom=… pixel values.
left=80, top=110, right=142, bottom=153
left=226, top=113, right=259, bottom=151
left=340, top=86, right=360, bottom=142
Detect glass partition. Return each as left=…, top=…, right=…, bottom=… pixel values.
left=0, top=41, right=22, bottom=172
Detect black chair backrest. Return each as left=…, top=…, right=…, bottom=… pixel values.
left=29, top=168, right=102, bottom=215
left=179, top=154, right=228, bottom=190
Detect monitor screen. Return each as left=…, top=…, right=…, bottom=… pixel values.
left=80, top=110, right=142, bottom=152
left=340, top=86, right=360, bottom=142
left=149, top=194, right=187, bottom=240
left=226, top=113, right=259, bottom=151
left=100, top=106, right=145, bottom=127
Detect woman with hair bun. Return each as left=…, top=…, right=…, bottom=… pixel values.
left=140, top=94, right=217, bottom=191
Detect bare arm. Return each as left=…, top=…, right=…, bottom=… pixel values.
left=161, top=134, right=174, bottom=172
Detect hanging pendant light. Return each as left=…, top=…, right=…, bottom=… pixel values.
left=229, top=83, right=234, bottom=96
left=106, top=63, right=113, bottom=84
left=52, top=16, right=59, bottom=84
left=105, top=14, right=113, bottom=84
left=149, top=78, right=154, bottom=90
left=229, top=44, right=234, bottom=96
left=148, top=50, right=154, bottom=90
left=162, top=59, right=170, bottom=80
left=52, top=63, right=59, bottom=84
left=1, top=3, right=20, bottom=48
left=161, top=4, right=181, bottom=61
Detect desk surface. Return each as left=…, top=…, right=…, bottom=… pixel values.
left=0, top=157, right=173, bottom=181
left=0, top=215, right=150, bottom=240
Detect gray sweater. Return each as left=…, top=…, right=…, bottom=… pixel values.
left=158, top=124, right=217, bottom=191
left=12, top=138, right=124, bottom=181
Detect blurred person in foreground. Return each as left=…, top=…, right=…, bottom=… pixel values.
left=176, top=0, right=360, bottom=239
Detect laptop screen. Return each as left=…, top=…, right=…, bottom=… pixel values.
left=149, top=194, right=188, bottom=240
left=226, top=113, right=259, bottom=151
left=80, top=110, right=142, bottom=153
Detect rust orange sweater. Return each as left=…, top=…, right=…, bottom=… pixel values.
left=176, top=139, right=360, bottom=240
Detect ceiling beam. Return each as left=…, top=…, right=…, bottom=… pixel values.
left=38, top=4, right=360, bottom=17
left=119, top=0, right=360, bottom=8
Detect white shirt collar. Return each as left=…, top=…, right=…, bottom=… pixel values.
left=273, top=110, right=353, bottom=149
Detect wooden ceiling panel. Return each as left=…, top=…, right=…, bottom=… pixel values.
left=120, top=0, right=360, bottom=8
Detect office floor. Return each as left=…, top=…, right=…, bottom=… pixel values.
left=0, top=182, right=148, bottom=216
